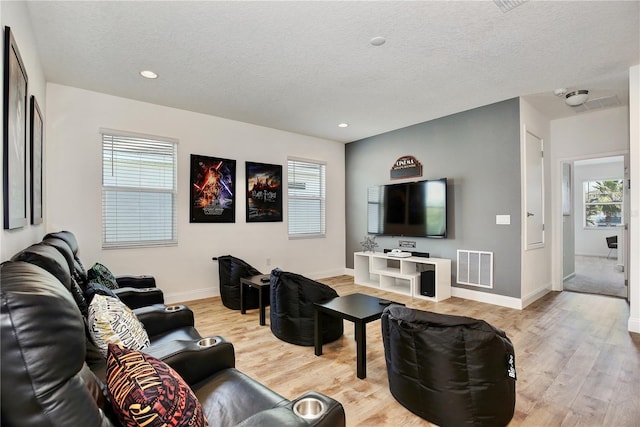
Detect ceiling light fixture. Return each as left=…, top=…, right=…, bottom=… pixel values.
left=338, top=123, right=349, bottom=128
left=565, top=90, right=589, bottom=107
left=140, top=70, right=158, bottom=79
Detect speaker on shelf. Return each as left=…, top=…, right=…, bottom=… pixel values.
left=420, top=270, right=436, bottom=297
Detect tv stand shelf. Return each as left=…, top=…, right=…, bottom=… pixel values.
left=353, top=251, right=451, bottom=302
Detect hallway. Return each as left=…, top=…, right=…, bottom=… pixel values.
left=564, top=255, right=626, bottom=298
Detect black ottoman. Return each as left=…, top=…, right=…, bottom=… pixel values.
left=214, top=255, right=262, bottom=310
left=269, top=268, right=343, bottom=346
left=381, top=305, right=516, bottom=427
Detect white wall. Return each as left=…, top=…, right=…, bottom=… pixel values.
left=572, top=159, right=624, bottom=257
left=519, top=98, right=552, bottom=307
left=0, top=1, right=48, bottom=260
left=45, top=84, right=345, bottom=303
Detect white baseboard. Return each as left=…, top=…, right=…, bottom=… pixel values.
left=344, top=268, right=354, bottom=276
left=628, top=316, right=640, bottom=334
left=451, top=287, right=523, bottom=310
left=307, top=268, right=351, bottom=280
left=165, top=288, right=218, bottom=305
left=521, top=285, right=552, bottom=309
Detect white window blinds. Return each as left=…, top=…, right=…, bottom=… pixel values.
left=102, top=131, right=177, bottom=248
left=287, top=158, right=326, bottom=238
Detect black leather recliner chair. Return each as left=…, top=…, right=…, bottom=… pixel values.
left=213, top=255, right=263, bottom=310
left=10, top=242, right=201, bottom=379
left=381, top=305, right=516, bottom=427
left=269, top=268, right=343, bottom=346
left=1, top=254, right=346, bottom=426
left=44, top=230, right=164, bottom=309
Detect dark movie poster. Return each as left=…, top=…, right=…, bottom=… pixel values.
left=190, top=154, right=236, bottom=223
left=246, top=162, right=282, bottom=222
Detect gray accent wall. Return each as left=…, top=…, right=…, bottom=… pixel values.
left=345, top=98, right=522, bottom=298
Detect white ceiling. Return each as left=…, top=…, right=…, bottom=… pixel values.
left=24, top=1, right=640, bottom=143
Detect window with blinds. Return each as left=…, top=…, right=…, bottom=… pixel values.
left=287, top=158, right=326, bottom=238
left=102, top=131, right=177, bottom=248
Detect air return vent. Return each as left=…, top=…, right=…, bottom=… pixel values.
left=574, top=95, right=620, bottom=113
left=494, top=0, right=528, bottom=13
left=457, top=250, right=493, bottom=288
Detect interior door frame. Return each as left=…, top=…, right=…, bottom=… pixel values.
left=555, top=151, right=629, bottom=298
left=524, top=130, right=545, bottom=250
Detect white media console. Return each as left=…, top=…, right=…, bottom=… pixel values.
left=353, top=251, right=451, bottom=302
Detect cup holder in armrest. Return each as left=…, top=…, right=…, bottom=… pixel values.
left=197, top=337, right=220, bottom=348
left=164, top=305, right=182, bottom=312
left=293, top=397, right=326, bottom=420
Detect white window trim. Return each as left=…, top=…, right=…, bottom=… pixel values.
left=287, top=157, right=326, bottom=239
left=101, top=129, right=178, bottom=249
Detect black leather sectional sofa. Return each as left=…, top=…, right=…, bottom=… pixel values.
left=1, top=234, right=346, bottom=427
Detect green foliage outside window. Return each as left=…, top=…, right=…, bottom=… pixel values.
left=584, top=179, right=623, bottom=228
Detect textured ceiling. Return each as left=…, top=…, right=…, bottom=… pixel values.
left=24, top=1, right=640, bottom=143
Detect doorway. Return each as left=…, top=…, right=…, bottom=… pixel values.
left=562, top=155, right=628, bottom=298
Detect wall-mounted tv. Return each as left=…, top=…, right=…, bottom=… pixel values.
left=367, top=178, right=447, bottom=238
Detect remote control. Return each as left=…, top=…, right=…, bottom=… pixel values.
left=260, top=277, right=270, bottom=283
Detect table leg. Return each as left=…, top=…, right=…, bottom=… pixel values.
left=355, top=320, right=366, bottom=379
left=259, top=286, right=266, bottom=326
left=314, top=309, right=323, bottom=356
left=240, top=282, right=246, bottom=315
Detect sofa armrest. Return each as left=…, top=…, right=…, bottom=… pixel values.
left=144, top=337, right=235, bottom=385
left=115, top=275, right=155, bottom=289
left=134, top=304, right=194, bottom=335
left=236, top=392, right=345, bottom=427
left=114, top=286, right=164, bottom=308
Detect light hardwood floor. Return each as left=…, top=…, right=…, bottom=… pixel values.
left=181, top=276, right=640, bottom=426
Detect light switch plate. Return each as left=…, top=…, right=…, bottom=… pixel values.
left=496, top=215, right=511, bottom=225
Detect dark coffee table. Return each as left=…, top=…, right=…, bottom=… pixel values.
left=314, top=292, right=403, bottom=379
left=240, top=274, right=270, bottom=325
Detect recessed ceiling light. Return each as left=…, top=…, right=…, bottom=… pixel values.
left=140, top=70, right=158, bottom=79
left=338, top=123, right=349, bottom=128
left=370, top=36, right=386, bottom=46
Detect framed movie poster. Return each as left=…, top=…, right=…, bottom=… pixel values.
left=30, top=96, right=43, bottom=225
left=190, top=154, right=236, bottom=223
left=3, top=26, right=28, bottom=229
left=246, top=162, right=282, bottom=223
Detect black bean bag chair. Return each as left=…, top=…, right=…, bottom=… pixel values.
left=269, top=269, right=343, bottom=346
left=214, top=255, right=263, bottom=310
left=381, top=306, right=516, bottom=427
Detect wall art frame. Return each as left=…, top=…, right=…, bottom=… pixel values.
left=3, top=26, right=29, bottom=229
left=190, top=154, right=236, bottom=223
left=30, top=95, right=43, bottom=224
left=246, top=161, right=282, bottom=223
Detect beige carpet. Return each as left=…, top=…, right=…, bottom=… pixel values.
left=564, top=255, right=627, bottom=298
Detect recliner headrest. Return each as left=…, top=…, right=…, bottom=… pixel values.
left=11, top=243, right=73, bottom=291
left=43, top=231, right=79, bottom=256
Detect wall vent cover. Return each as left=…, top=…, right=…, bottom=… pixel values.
left=494, top=0, right=528, bottom=13
left=457, top=250, right=493, bottom=288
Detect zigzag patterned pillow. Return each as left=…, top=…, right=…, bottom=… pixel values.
left=107, top=343, right=208, bottom=427
left=88, top=294, right=150, bottom=357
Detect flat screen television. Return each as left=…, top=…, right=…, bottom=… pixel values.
left=367, top=178, right=447, bottom=238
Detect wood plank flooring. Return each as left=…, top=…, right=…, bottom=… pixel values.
left=180, top=276, right=640, bottom=426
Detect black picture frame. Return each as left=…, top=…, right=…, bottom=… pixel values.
left=3, top=26, right=29, bottom=229
left=190, top=154, right=236, bottom=223
left=30, top=96, right=43, bottom=224
left=246, top=161, right=283, bottom=222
